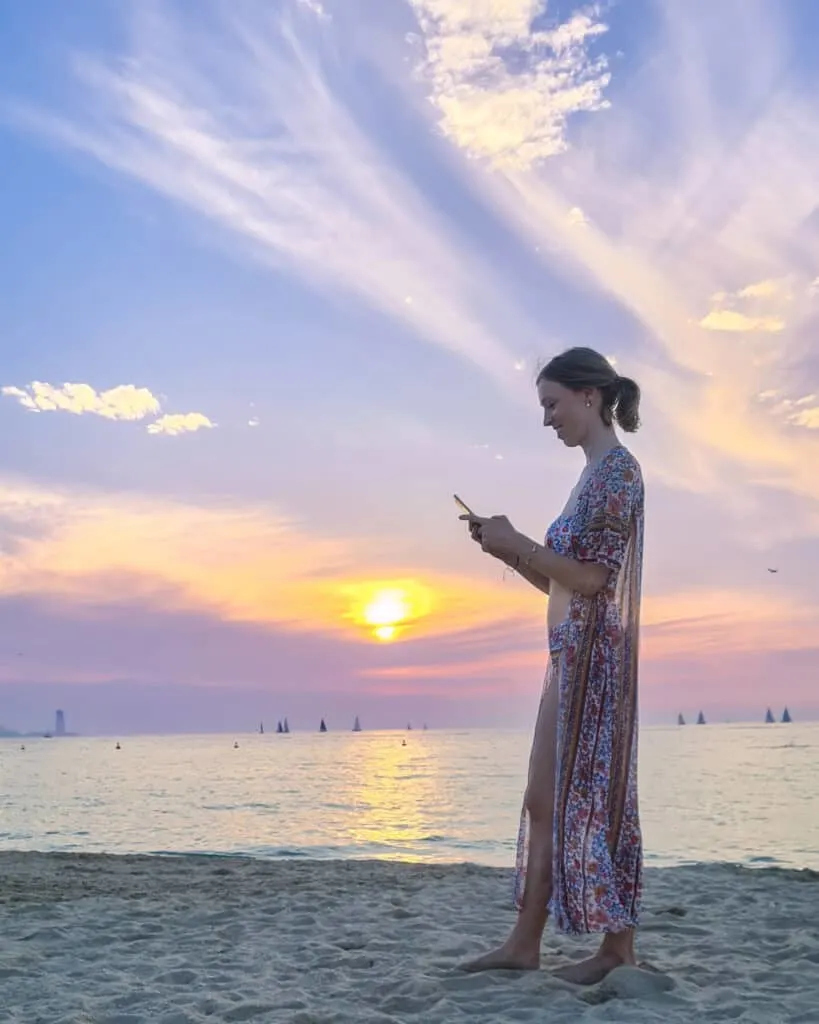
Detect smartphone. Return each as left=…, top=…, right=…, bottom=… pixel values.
left=453, top=493, right=475, bottom=517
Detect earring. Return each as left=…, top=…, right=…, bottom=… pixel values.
left=585, top=398, right=592, bottom=408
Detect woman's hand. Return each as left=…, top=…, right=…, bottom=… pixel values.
left=460, top=513, right=521, bottom=560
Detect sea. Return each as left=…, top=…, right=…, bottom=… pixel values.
left=1, top=723, right=817, bottom=871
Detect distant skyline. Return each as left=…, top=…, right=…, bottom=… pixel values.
left=2, top=0, right=819, bottom=734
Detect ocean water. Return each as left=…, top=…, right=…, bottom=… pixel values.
left=1, top=723, right=817, bottom=871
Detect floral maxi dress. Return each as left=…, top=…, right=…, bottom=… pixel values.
left=513, top=445, right=645, bottom=935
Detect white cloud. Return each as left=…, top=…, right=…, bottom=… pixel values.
left=566, top=205, right=589, bottom=228
left=1, top=381, right=159, bottom=420
left=147, top=412, right=214, bottom=436
left=737, top=279, right=790, bottom=300
left=698, top=309, right=785, bottom=333
left=2, top=380, right=212, bottom=436
left=792, top=406, right=819, bottom=429
left=408, top=1, right=610, bottom=169
left=699, top=278, right=792, bottom=333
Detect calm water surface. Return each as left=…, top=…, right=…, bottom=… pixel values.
left=1, top=724, right=817, bottom=870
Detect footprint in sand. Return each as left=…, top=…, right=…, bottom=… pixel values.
left=598, top=964, right=675, bottom=1000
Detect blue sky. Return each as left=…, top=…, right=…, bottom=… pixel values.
left=1, top=0, right=818, bottom=735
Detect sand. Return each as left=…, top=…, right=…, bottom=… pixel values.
left=1, top=853, right=817, bottom=1023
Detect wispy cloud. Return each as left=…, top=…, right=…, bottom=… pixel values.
left=2, top=380, right=213, bottom=435
left=1, top=0, right=570, bottom=397
left=407, top=0, right=819, bottom=515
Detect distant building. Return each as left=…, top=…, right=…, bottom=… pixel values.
left=55, top=710, right=66, bottom=737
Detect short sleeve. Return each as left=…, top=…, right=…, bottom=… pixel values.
left=575, top=453, right=642, bottom=572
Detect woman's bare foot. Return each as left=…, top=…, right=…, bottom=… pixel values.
left=459, top=940, right=540, bottom=973
left=553, top=949, right=635, bottom=986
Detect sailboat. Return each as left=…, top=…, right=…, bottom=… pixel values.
left=696, top=711, right=706, bottom=725
left=283, top=718, right=290, bottom=734
left=319, top=718, right=327, bottom=733
left=407, top=722, right=412, bottom=731
left=259, top=721, right=264, bottom=735
left=782, top=707, right=792, bottom=723
left=276, top=720, right=283, bottom=734
left=352, top=715, right=361, bottom=732
left=765, top=708, right=775, bottom=724
left=677, top=713, right=685, bottom=726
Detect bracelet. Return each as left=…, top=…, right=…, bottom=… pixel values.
left=523, top=542, right=538, bottom=568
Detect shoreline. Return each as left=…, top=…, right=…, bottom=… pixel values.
left=2, top=852, right=817, bottom=1022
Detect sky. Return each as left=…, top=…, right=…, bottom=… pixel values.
left=1, top=0, right=819, bottom=735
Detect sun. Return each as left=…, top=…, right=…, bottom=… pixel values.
left=363, top=589, right=411, bottom=641
left=342, top=580, right=433, bottom=642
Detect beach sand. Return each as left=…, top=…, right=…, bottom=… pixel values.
left=1, top=853, right=817, bottom=1023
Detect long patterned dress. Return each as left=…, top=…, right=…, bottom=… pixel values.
left=513, top=444, right=644, bottom=935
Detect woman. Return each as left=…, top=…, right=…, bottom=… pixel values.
left=460, top=346, right=644, bottom=986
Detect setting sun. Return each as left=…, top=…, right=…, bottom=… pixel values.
left=341, top=580, right=434, bottom=642
left=363, top=590, right=410, bottom=641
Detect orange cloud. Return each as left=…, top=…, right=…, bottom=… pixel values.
left=3, top=479, right=816, bottom=686
left=0, top=478, right=538, bottom=645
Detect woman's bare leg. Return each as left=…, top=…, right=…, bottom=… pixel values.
left=461, top=680, right=558, bottom=971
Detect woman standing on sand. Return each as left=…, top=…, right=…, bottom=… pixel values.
left=460, top=347, right=644, bottom=986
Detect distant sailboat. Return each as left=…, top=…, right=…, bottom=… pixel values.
left=782, top=707, right=792, bottom=723
left=422, top=723, right=428, bottom=731
left=407, top=722, right=412, bottom=731
left=319, top=718, right=327, bottom=733
left=696, top=711, right=706, bottom=725
left=259, top=721, right=264, bottom=734
left=276, top=720, right=283, bottom=734
left=283, top=718, right=290, bottom=734
left=677, top=713, right=685, bottom=726
left=352, top=716, right=361, bottom=732
left=765, top=708, right=775, bottom=724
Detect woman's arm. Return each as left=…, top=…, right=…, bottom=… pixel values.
left=506, top=534, right=609, bottom=598
left=500, top=549, right=551, bottom=595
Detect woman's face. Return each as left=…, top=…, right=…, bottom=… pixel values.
left=537, top=378, right=595, bottom=447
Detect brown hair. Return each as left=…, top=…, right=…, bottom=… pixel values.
left=536, top=346, right=641, bottom=432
